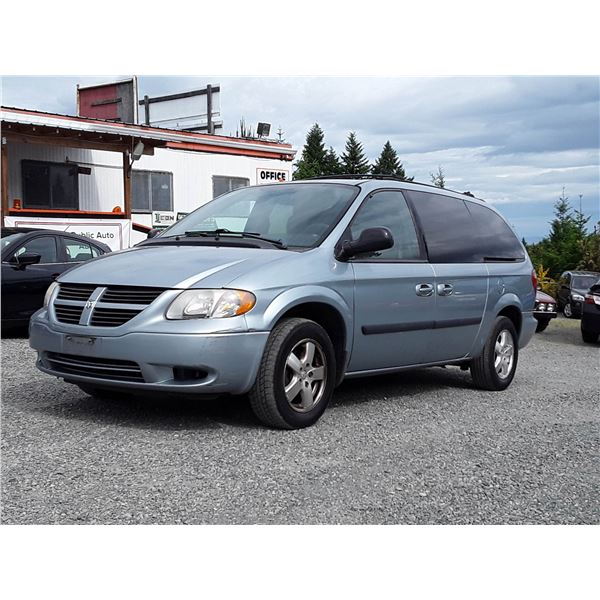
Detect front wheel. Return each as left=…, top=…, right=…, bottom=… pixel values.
left=535, top=318, right=550, bottom=333
left=249, top=318, right=336, bottom=429
left=581, top=327, right=599, bottom=344
left=470, top=316, right=519, bottom=391
left=563, top=302, right=573, bottom=318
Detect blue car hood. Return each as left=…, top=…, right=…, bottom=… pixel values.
left=58, top=244, right=289, bottom=289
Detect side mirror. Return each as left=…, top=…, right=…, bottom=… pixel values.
left=13, top=252, right=42, bottom=269
left=335, top=227, right=394, bottom=261
left=147, top=228, right=161, bottom=239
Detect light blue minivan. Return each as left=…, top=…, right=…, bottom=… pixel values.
left=30, top=176, right=537, bottom=429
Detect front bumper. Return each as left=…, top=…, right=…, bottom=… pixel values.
left=533, top=309, right=557, bottom=320
left=29, top=315, right=269, bottom=396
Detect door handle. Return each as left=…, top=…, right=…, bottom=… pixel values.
left=437, top=283, right=454, bottom=296
left=415, top=283, right=434, bottom=297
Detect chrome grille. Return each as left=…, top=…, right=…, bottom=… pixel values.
left=45, top=352, right=144, bottom=382
left=54, top=283, right=167, bottom=327
left=54, top=304, right=85, bottom=324
left=90, top=307, right=143, bottom=327
left=56, top=284, right=96, bottom=301
left=101, top=286, right=166, bottom=304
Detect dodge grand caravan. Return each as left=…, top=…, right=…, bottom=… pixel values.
left=30, top=176, right=537, bottom=429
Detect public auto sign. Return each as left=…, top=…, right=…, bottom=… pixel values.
left=3, top=216, right=131, bottom=251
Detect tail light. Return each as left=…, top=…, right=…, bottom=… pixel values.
left=531, top=270, right=538, bottom=292
left=585, top=293, right=600, bottom=305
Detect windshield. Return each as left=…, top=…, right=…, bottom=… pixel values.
left=573, top=275, right=598, bottom=290
left=161, top=183, right=358, bottom=248
left=1, top=232, right=26, bottom=251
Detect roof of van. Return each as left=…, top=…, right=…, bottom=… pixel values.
left=304, top=174, right=484, bottom=202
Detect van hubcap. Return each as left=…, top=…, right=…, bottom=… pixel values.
left=284, top=339, right=327, bottom=413
left=494, top=330, right=515, bottom=379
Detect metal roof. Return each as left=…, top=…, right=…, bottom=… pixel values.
left=1, top=106, right=296, bottom=159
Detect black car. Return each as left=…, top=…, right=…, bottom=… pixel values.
left=1, top=227, right=110, bottom=329
left=557, top=270, right=600, bottom=318
left=581, top=280, right=600, bottom=343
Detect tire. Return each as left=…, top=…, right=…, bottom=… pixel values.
left=563, top=302, right=573, bottom=318
left=470, top=316, right=519, bottom=391
left=249, top=318, right=336, bottom=429
left=535, top=319, right=550, bottom=333
left=581, top=327, right=599, bottom=344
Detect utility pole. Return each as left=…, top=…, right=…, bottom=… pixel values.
left=579, top=194, right=583, bottom=215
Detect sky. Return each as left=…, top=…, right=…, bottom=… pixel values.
left=1, top=75, right=599, bottom=243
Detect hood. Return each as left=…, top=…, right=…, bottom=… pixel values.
left=536, top=290, right=556, bottom=303
left=59, top=244, right=289, bottom=289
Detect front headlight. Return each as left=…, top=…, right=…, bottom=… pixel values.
left=571, top=294, right=584, bottom=302
left=44, top=281, right=59, bottom=307
left=166, top=289, right=256, bottom=320
left=537, top=303, right=546, bottom=311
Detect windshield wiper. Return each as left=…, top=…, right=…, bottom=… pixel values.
left=183, top=229, right=287, bottom=249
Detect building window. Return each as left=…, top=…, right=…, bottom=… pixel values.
left=21, top=160, right=79, bottom=210
left=132, top=170, right=173, bottom=213
left=212, top=176, right=250, bottom=199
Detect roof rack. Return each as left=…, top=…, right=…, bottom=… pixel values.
left=306, top=174, right=480, bottom=199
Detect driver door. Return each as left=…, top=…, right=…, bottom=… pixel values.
left=3, top=234, right=61, bottom=321
left=346, top=190, right=435, bottom=372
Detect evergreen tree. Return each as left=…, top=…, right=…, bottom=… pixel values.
left=526, top=188, right=588, bottom=278
left=371, top=141, right=413, bottom=180
left=341, top=132, right=370, bottom=174
left=323, top=146, right=342, bottom=175
left=430, top=165, right=446, bottom=188
left=293, top=123, right=327, bottom=180
left=578, top=223, right=600, bottom=271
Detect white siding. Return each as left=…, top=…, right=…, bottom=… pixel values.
left=7, top=141, right=293, bottom=246
left=8, top=142, right=123, bottom=211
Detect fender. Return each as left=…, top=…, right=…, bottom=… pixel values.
left=470, top=293, right=524, bottom=357
left=246, top=285, right=354, bottom=358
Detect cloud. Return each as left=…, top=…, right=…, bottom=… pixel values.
left=1, top=75, right=598, bottom=242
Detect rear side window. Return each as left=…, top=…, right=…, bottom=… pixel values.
left=407, top=191, right=524, bottom=263
left=62, top=239, right=102, bottom=262
left=464, top=201, right=525, bottom=261
left=407, top=191, right=477, bottom=262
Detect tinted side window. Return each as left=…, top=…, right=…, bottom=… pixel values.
left=14, top=236, right=58, bottom=264
left=465, top=201, right=525, bottom=261
left=407, top=191, right=477, bottom=262
left=349, top=190, right=421, bottom=260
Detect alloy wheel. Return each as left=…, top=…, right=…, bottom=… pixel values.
left=283, top=338, right=327, bottom=413
left=494, top=329, right=515, bottom=380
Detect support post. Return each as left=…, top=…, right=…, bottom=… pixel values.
left=206, top=85, right=213, bottom=135
left=1, top=137, right=9, bottom=223
left=123, top=151, right=132, bottom=219
left=144, top=95, right=150, bottom=126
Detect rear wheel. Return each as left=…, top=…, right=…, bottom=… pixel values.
left=470, top=316, right=518, bottom=391
left=249, top=318, right=336, bottom=429
left=535, top=318, right=550, bottom=333
left=581, top=327, right=599, bottom=344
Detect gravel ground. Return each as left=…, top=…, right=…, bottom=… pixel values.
left=1, top=316, right=598, bottom=524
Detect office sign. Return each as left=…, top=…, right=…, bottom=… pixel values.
left=256, top=168, right=290, bottom=184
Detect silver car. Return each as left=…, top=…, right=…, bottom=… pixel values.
left=30, top=177, right=537, bottom=429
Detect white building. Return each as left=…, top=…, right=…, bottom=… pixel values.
left=1, top=106, right=296, bottom=248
